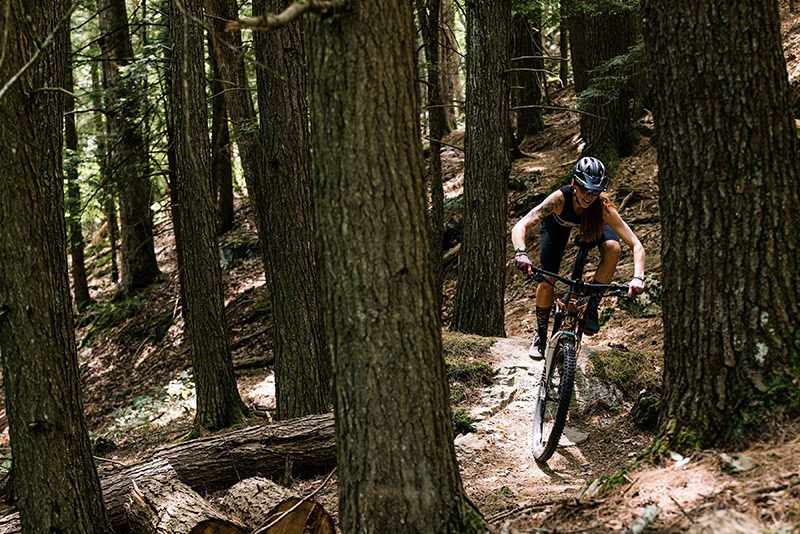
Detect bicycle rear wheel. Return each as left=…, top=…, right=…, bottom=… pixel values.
left=531, top=336, right=577, bottom=463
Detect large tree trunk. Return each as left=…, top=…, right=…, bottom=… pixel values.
left=568, top=3, right=639, bottom=164
left=207, top=33, right=235, bottom=235
left=511, top=8, right=544, bottom=140
left=452, top=0, right=511, bottom=336
left=642, top=0, right=800, bottom=448
left=90, top=57, right=119, bottom=283
left=170, top=0, right=247, bottom=433
left=559, top=1, right=569, bottom=87
left=65, top=37, right=92, bottom=310
left=98, top=0, right=161, bottom=292
left=306, top=2, right=483, bottom=531
left=0, top=1, right=111, bottom=531
left=208, top=0, right=332, bottom=420
left=441, top=0, right=462, bottom=128
left=417, top=0, right=447, bottom=315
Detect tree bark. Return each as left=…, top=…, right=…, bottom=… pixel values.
left=642, top=0, right=800, bottom=448
left=207, top=32, right=235, bottom=235
left=452, top=0, right=511, bottom=336
left=306, top=2, right=484, bottom=531
left=125, top=465, right=247, bottom=533
left=568, top=2, right=639, bottom=164
left=511, top=7, right=544, bottom=140
left=0, top=1, right=111, bottom=531
left=417, top=0, right=447, bottom=315
left=207, top=0, right=332, bottom=420
left=98, top=0, right=161, bottom=292
left=441, top=0, right=462, bottom=128
left=90, top=57, right=119, bottom=283
left=65, top=36, right=92, bottom=310
left=559, top=1, right=569, bottom=87
left=170, top=0, right=247, bottom=433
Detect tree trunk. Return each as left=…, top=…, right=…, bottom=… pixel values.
left=207, top=32, right=235, bottom=235
left=65, top=37, right=92, bottom=310
left=170, top=0, right=247, bottom=433
left=511, top=8, right=544, bottom=140
left=90, top=57, right=119, bottom=283
left=452, top=0, right=511, bottom=336
left=306, top=2, right=483, bottom=531
left=559, top=1, right=569, bottom=87
left=0, top=1, right=111, bottom=531
left=568, top=3, right=639, bottom=164
left=98, top=0, right=161, bottom=292
left=441, top=0, right=462, bottom=128
left=417, top=0, right=447, bottom=315
left=125, top=465, right=247, bottom=534
left=208, top=0, right=332, bottom=420
left=642, top=0, right=800, bottom=448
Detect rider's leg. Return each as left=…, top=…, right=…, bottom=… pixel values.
left=583, top=226, right=621, bottom=335
left=530, top=221, right=568, bottom=358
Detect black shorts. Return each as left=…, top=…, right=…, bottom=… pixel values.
left=539, top=217, right=620, bottom=274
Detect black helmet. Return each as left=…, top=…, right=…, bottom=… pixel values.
left=572, top=157, right=608, bottom=194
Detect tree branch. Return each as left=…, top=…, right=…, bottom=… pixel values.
left=226, top=0, right=345, bottom=31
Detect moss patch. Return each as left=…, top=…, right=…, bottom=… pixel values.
left=452, top=408, right=478, bottom=436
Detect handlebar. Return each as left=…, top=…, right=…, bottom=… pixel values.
left=528, top=266, right=629, bottom=297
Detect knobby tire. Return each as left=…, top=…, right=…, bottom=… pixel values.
left=532, top=337, right=576, bottom=463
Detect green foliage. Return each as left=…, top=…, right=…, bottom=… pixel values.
left=446, top=361, right=495, bottom=385
left=578, top=40, right=646, bottom=111
left=452, top=408, right=478, bottom=436
left=564, top=0, right=640, bottom=17
left=80, top=296, right=143, bottom=346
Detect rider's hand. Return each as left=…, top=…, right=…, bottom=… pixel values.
left=628, top=276, right=645, bottom=298
left=515, top=253, right=533, bottom=276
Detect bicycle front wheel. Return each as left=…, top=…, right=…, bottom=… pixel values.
left=531, top=336, right=577, bottom=463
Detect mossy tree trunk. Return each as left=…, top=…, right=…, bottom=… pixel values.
left=170, top=0, right=247, bottom=433
left=642, top=0, right=800, bottom=448
left=0, top=1, right=111, bottom=531
left=306, top=1, right=484, bottom=531
left=452, top=0, right=511, bottom=336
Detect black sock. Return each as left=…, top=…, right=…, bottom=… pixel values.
left=535, top=306, right=550, bottom=338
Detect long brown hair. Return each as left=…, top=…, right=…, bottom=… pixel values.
left=578, top=192, right=614, bottom=243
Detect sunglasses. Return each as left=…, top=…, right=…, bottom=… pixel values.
left=576, top=184, right=601, bottom=197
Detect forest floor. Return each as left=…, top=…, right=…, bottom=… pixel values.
left=0, top=4, right=799, bottom=531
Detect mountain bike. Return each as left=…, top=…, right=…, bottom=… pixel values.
left=530, top=248, right=629, bottom=463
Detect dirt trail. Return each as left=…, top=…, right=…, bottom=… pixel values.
left=457, top=336, right=649, bottom=517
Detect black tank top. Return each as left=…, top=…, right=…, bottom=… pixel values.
left=551, top=184, right=580, bottom=227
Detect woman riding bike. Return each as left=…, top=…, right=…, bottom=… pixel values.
left=511, top=157, right=647, bottom=359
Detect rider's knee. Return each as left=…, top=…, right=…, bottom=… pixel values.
left=601, top=240, right=621, bottom=262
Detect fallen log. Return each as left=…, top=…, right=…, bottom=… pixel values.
left=107, top=413, right=335, bottom=530
left=126, top=465, right=247, bottom=534
left=220, top=477, right=296, bottom=528
left=0, top=414, right=336, bottom=532
left=254, top=498, right=335, bottom=534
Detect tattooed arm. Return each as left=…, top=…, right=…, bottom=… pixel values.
left=511, top=190, right=565, bottom=251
